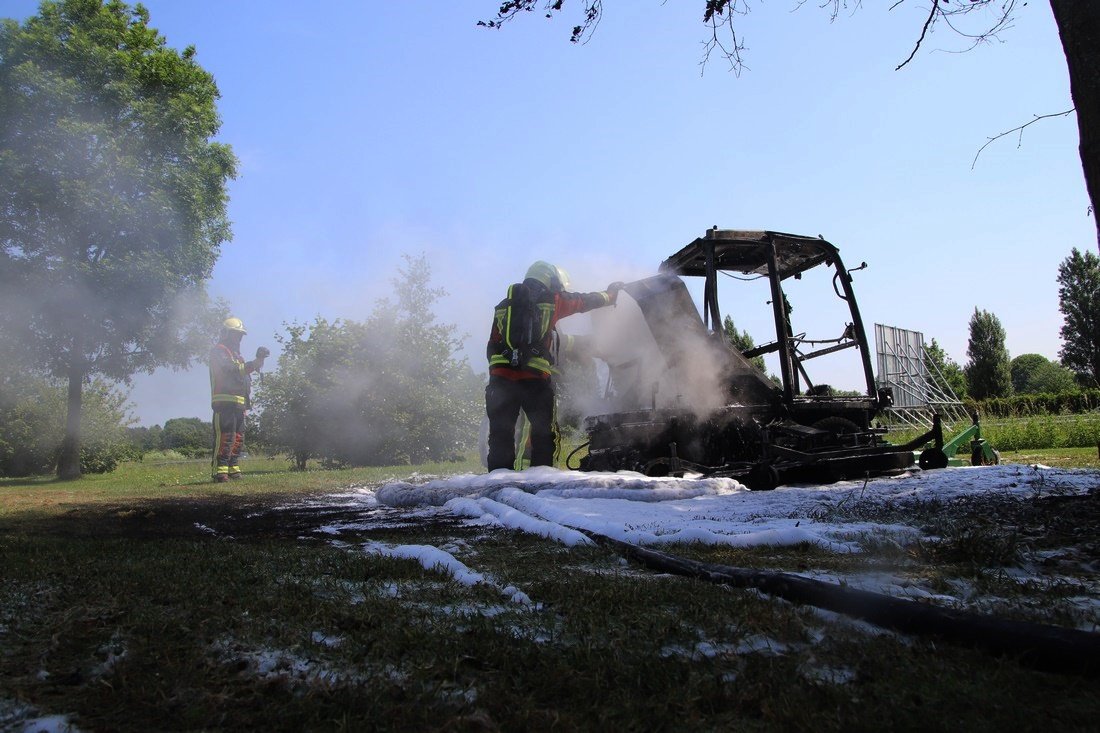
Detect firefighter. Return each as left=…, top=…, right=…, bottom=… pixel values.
left=485, top=261, right=623, bottom=471
left=508, top=331, right=600, bottom=471
left=209, top=317, right=269, bottom=482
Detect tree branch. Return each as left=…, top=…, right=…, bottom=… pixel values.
left=480, top=0, right=1018, bottom=76
left=971, top=109, right=1076, bottom=170
left=893, top=0, right=1017, bottom=71
left=896, top=0, right=940, bottom=70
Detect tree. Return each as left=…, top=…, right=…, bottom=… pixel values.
left=482, top=1, right=1100, bottom=248
left=0, top=371, right=133, bottom=477
left=253, top=317, right=356, bottom=470
left=1029, top=360, right=1079, bottom=395
left=1011, top=353, right=1050, bottom=393
left=1010, top=353, right=1078, bottom=394
left=160, top=416, right=212, bottom=457
left=254, top=255, right=485, bottom=469
left=125, top=423, right=162, bottom=454
left=722, top=315, right=766, bottom=372
left=925, top=338, right=968, bottom=399
left=1057, top=247, right=1100, bottom=387
left=965, top=308, right=1012, bottom=399
left=0, top=0, right=237, bottom=478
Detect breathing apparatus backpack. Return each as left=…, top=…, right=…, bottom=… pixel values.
left=490, top=280, right=554, bottom=373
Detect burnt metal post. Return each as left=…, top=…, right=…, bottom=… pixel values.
left=765, top=239, right=795, bottom=403
left=702, top=235, right=721, bottom=332
left=830, top=250, right=877, bottom=398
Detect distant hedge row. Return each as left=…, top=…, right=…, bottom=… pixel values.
left=887, top=413, right=1100, bottom=452
left=980, top=415, right=1100, bottom=451
left=968, top=390, right=1100, bottom=418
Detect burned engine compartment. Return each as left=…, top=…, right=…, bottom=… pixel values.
left=576, top=229, right=935, bottom=489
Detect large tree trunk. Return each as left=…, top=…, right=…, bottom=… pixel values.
left=56, top=362, right=84, bottom=480
left=1049, top=0, right=1100, bottom=250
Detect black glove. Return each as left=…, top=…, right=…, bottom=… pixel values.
left=256, top=346, right=270, bottom=359
left=606, top=281, right=626, bottom=303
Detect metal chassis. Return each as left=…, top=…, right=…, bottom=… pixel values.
left=579, top=228, right=950, bottom=489
left=659, top=228, right=886, bottom=408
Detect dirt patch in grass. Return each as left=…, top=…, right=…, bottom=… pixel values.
left=1, top=488, right=424, bottom=541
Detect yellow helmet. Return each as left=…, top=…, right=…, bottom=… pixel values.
left=222, top=317, right=247, bottom=335
left=525, top=261, right=569, bottom=293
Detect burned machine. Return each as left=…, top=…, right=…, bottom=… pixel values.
left=577, top=228, right=941, bottom=489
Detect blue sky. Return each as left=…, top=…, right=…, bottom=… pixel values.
left=5, top=1, right=1092, bottom=425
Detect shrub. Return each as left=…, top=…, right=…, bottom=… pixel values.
left=253, top=255, right=484, bottom=468
left=885, top=414, right=1100, bottom=452
left=0, top=374, right=134, bottom=476
left=969, top=390, right=1100, bottom=418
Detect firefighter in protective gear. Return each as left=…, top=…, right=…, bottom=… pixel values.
left=507, top=331, right=599, bottom=471
left=485, top=262, right=624, bottom=471
left=209, top=317, right=269, bottom=482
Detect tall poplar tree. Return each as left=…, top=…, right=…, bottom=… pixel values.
left=965, top=309, right=1013, bottom=399
left=1057, top=248, right=1100, bottom=387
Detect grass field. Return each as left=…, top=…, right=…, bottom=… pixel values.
left=1, top=450, right=1098, bottom=731
left=0, top=455, right=483, bottom=516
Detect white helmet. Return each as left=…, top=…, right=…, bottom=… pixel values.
left=525, top=261, right=570, bottom=292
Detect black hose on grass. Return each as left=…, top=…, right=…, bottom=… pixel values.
left=591, top=533, right=1100, bottom=677
left=565, top=441, right=590, bottom=470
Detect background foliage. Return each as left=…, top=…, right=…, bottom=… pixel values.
left=253, top=255, right=484, bottom=468
left=0, top=372, right=133, bottom=476
left=965, top=308, right=1013, bottom=400
left=1057, top=248, right=1100, bottom=387
left=0, top=0, right=236, bottom=477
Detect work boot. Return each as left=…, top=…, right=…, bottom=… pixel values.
left=229, top=472, right=243, bottom=480
left=213, top=473, right=230, bottom=483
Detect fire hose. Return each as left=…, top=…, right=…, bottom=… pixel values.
left=584, top=531, right=1100, bottom=677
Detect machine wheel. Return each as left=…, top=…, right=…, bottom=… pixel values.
left=918, top=448, right=949, bottom=470
left=746, top=463, right=780, bottom=491
left=971, top=447, right=1001, bottom=466
left=644, top=461, right=671, bottom=477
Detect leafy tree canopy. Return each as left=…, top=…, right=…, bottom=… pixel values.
left=0, top=0, right=236, bottom=477
left=1010, top=353, right=1078, bottom=394
left=925, top=337, right=968, bottom=400
left=254, top=255, right=485, bottom=469
left=965, top=308, right=1012, bottom=400
left=1057, top=248, right=1100, bottom=387
left=0, top=371, right=133, bottom=476
left=126, top=423, right=162, bottom=453
left=1011, top=353, right=1052, bottom=393
left=722, top=315, right=766, bottom=372
left=160, top=416, right=212, bottom=457
left=1028, top=360, right=1079, bottom=395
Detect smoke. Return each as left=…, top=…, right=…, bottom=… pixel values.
left=555, top=273, right=776, bottom=425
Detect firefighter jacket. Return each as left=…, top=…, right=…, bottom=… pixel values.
left=486, top=280, right=613, bottom=381
left=209, top=342, right=254, bottom=409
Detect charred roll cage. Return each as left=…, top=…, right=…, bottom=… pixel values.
left=577, top=228, right=945, bottom=490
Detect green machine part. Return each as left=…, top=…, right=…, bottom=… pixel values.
left=919, top=415, right=999, bottom=468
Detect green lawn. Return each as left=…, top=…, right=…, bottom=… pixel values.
left=0, top=454, right=482, bottom=517
left=1, top=450, right=1098, bottom=731
left=999, top=445, right=1100, bottom=469
left=3, top=445, right=1091, bottom=517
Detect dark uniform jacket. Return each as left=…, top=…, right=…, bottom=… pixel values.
left=209, top=342, right=253, bottom=409
left=486, top=280, right=612, bottom=381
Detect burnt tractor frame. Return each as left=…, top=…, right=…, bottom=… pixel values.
left=576, top=228, right=943, bottom=489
